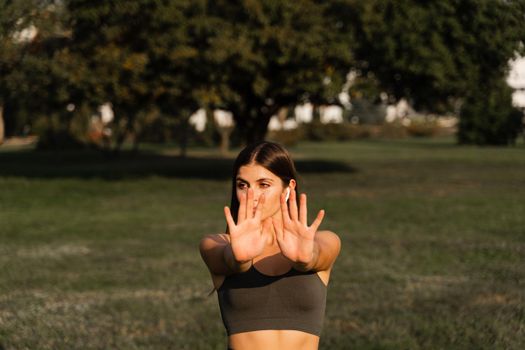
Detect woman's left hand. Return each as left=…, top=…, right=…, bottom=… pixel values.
left=272, top=188, right=325, bottom=266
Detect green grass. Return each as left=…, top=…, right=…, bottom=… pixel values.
left=1, top=137, right=524, bottom=349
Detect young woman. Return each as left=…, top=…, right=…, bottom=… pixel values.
left=199, top=141, right=341, bottom=350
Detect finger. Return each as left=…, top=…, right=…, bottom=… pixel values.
left=224, top=206, right=236, bottom=229
left=237, top=189, right=246, bottom=223
left=280, top=191, right=292, bottom=224
left=299, top=193, right=307, bottom=225
left=247, top=187, right=255, bottom=218
left=262, top=216, right=272, bottom=236
left=310, top=209, right=325, bottom=232
left=272, top=216, right=284, bottom=243
left=254, top=193, right=265, bottom=220
left=289, top=188, right=299, bottom=221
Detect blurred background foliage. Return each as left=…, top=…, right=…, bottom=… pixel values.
left=0, top=0, right=524, bottom=152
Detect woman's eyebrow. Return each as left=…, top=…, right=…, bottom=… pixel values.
left=236, top=177, right=274, bottom=182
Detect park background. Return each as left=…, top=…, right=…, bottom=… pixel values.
left=1, top=1, right=525, bottom=349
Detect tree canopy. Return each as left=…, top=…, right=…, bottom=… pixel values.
left=168, top=0, right=354, bottom=144
left=349, top=0, right=525, bottom=110
left=1, top=0, right=524, bottom=149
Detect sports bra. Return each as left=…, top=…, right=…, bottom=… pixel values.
left=216, top=264, right=327, bottom=336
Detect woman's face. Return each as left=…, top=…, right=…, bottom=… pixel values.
left=236, top=163, right=293, bottom=220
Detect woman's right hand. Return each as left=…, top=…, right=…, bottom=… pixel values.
left=224, top=188, right=268, bottom=263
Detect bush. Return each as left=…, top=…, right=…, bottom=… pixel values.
left=305, top=122, right=412, bottom=141
left=271, top=122, right=411, bottom=143
left=406, top=117, right=439, bottom=137
left=379, top=121, right=409, bottom=138
left=297, top=122, right=375, bottom=141
left=33, top=112, right=91, bottom=150
left=458, top=79, right=524, bottom=145
left=267, top=128, right=305, bottom=146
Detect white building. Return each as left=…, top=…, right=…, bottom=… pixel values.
left=188, top=109, right=234, bottom=131
left=507, top=56, right=525, bottom=109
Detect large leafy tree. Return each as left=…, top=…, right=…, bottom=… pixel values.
left=0, top=0, right=35, bottom=143
left=65, top=1, right=202, bottom=154
left=200, top=0, right=354, bottom=145
left=0, top=0, right=88, bottom=148
left=7, top=0, right=523, bottom=149
left=458, top=77, right=523, bottom=145
left=67, top=0, right=159, bottom=152
left=348, top=0, right=525, bottom=144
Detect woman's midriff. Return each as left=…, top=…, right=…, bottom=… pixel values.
left=228, top=329, right=320, bottom=350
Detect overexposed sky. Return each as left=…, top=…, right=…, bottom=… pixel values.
left=507, top=57, right=525, bottom=108
left=507, top=57, right=525, bottom=89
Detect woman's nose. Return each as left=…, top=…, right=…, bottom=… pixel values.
left=252, top=189, right=265, bottom=204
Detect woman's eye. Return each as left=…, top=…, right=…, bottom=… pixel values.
left=261, top=183, right=270, bottom=188
left=237, top=183, right=247, bottom=189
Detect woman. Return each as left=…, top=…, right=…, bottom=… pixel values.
left=199, top=141, right=341, bottom=350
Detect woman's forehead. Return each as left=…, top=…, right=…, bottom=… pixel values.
left=237, top=163, right=278, bottom=181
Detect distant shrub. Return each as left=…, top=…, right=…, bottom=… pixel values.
left=342, top=124, right=374, bottom=139
left=405, top=117, right=439, bottom=137
left=138, top=112, right=172, bottom=143
left=267, top=127, right=305, bottom=146
left=266, top=116, right=462, bottom=145
left=459, top=79, right=523, bottom=145
left=33, top=113, right=90, bottom=150
left=299, top=122, right=376, bottom=141
left=379, top=121, right=408, bottom=138
left=266, top=118, right=454, bottom=144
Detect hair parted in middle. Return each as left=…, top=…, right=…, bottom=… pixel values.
left=227, top=141, right=301, bottom=233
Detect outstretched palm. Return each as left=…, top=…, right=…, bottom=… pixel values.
left=224, top=188, right=269, bottom=263
left=273, top=188, right=324, bottom=265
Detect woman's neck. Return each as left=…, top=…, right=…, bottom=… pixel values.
left=262, top=211, right=283, bottom=249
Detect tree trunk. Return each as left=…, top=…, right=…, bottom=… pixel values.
left=0, top=105, right=4, bottom=145
left=132, top=130, right=140, bottom=154
left=204, top=107, right=216, bottom=148
left=113, top=126, right=126, bottom=155
left=312, top=104, right=321, bottom=122
left=179, top=118, right=189, bottom=158
left=245, top=108, right=274, bottom=144
left=219, top=128, right=232, bottom=156
left=112, top=115, right=133, bottom=156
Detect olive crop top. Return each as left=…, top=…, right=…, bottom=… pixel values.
left=216, top=264, right=327, bottom=336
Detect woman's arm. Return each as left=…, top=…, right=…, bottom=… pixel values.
left=291, top=230, right=341, bottom=272
left=199, top=234, right=253, bottom=276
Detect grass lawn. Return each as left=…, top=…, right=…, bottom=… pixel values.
left=0, top=136, right=524, bottom=349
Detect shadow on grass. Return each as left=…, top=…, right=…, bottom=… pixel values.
left=0, top=149, right=356, bottom=180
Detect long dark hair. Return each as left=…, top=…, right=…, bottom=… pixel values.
left=226, top=141, right=301, bottom=233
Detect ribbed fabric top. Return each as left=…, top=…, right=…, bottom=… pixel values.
left=217, top=264, right=327, bottom=336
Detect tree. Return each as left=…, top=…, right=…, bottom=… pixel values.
left=200, top=0, right=354, bottom=145
left=458, top=78, right=523, bottom=145
left=0, top=0, right=34, bottom=143
left=0, top=0, right=89, bottom=148
left=66, top=0, right=211, bottom=155
left=348, top=0, right=525, bottom=144
left=66, top=0, right=156, bottom=153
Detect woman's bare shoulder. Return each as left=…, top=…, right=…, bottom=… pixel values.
left=315, top=230, right=342, bottom=258
left=317, top=230, right=340, bottom=242
left=199, top=233, right=230, bottom=249
left=204, top=232, right=230, bottom=240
